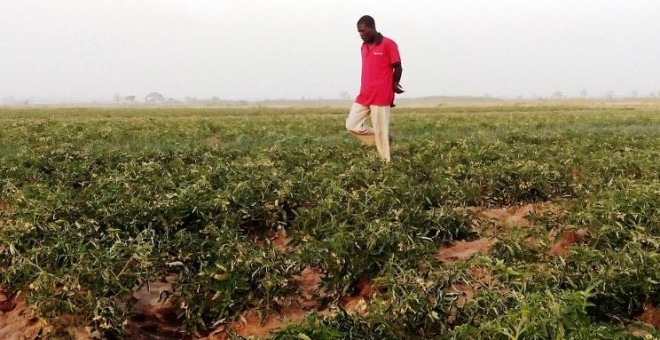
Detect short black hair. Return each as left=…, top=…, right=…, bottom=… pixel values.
left=357, top=15, right=375, bottom=28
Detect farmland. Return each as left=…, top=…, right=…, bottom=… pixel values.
left=0, top=103, right=658, bottom=339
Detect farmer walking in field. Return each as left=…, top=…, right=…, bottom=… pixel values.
left=346, top=15, right=403, bottom=163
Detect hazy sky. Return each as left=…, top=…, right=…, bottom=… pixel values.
left=2, top=0, right=659, bottom=101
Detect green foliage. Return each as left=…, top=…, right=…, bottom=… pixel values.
left=0, top=105, right=658, bottom=337
left=447, top=289, right=635, bottom=339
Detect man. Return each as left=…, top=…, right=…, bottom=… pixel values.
left=346, top=15, right=403, bottom=163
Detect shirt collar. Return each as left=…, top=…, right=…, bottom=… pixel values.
left=364, top=32, right=383, bottom=46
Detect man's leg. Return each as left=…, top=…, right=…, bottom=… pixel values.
left=346, top=103, right=375, bottom=146
left=370, top=105, right=391, bottom=162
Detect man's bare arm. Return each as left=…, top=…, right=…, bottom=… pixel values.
left=392, top=62, right=403, bottom=93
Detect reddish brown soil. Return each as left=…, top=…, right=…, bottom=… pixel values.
left=463, top=203, right=590, bottom=257
left=292, top=267, right=325, bottom=302
left=218, top=308, right=306, bottom=339
left=126, top=278, right=181, bottom=339
left=477, top=205, right=535, bottom=228
left=209, top=310, right=274, bottom=339
left=637, top=304, right=660, bottom=329
left=629, top=304, right=660, bottom=337
left=571, top=168, right=582, bottom=180
left=436, top=238, right=495, bottom=264
left=465, top=267, right=494, bottom=285
left=0, top=201, right=10, bottom=226
left=0, top=290, right=92, bottom=339
left=445, top=282, right=475, bottom=324
left=252, top=228, right=293, bottom=252
left=0, top=278, right=184, bottom=339
left=444, top=266, right=500, bottom=325
left=209, top=266, right=328, bottom=339
left=438, top=203, right=558, bottom=323
left=270, top=229, right=291, bottom=252
left=208, top=269, right=382, bottom=338
left=339, top=279, right=378, bottom=316
left=547, top=228, right=590, bottom=256
left=440, top=202, right=545, bottom=265
left=0, top=291, right=44, bottom=339
left=462, top=203, right=560, bottom=235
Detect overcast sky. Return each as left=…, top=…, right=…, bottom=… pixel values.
left=1, top=0, right=659, bottom=101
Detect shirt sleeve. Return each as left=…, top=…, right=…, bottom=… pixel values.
left=387, top=40, right=401, bottom=65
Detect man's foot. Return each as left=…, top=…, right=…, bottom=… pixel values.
left=388, top=134, right=394, bottom=144
left=352, top=132, right=376, bottom=146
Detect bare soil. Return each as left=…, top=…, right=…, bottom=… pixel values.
left=0, top=290, right=92, bottom=339
left=629, top=304, right=660, bottom=336
left=638, top=304, right=660, bottom=329
left=435, top=204, right=552, bottom=324
left=0, top=291, right=44, bottom=340
left=269, top=228, right=291, bottom=252
left=547, top=228, right=590, bottom=256
left=208, top=266, right=328, bottom=339
left=460, top=202, right=561, bottom=233
left=0, top=200, right=10, bottom=214
left=126, top=278, right=181, bottom=339
left=436, top=238, right=495, bottom=264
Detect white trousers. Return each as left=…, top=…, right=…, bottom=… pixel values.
left=345, top=103, right=391, bottom=162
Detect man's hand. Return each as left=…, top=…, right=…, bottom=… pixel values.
left=393, top=82, right=405, bottom=94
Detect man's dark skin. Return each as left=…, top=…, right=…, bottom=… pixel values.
left=357, top=22, right=404, bottom=95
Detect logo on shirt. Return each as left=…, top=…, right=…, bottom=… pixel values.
left=373, top=52, right=384, bottom=55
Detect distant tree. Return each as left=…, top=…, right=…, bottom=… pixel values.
left=113, top=94, right=136, bottom=103
left=553, top=91, right=563, bottom=99
left=605, top=91, right=615, bottom=99
left=145, top=92, right=165, bottom=103
left=650, top=92, right=656, bottom=98
left=631, top=90, right=638, bottom=98
left=339, top=91, right=351, bottom=100
left=580, top=89, right=588, bottom=98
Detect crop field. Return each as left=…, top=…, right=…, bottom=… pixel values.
left=0, top=103, right=658, bottom=339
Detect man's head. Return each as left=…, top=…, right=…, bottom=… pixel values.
left=357, top=15, right=377, bottom=44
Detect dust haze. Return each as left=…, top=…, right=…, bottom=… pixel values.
left=1, top=0, right=659, bottom=103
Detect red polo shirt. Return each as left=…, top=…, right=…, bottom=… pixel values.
left=356, top=34, right=401, bottom=106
